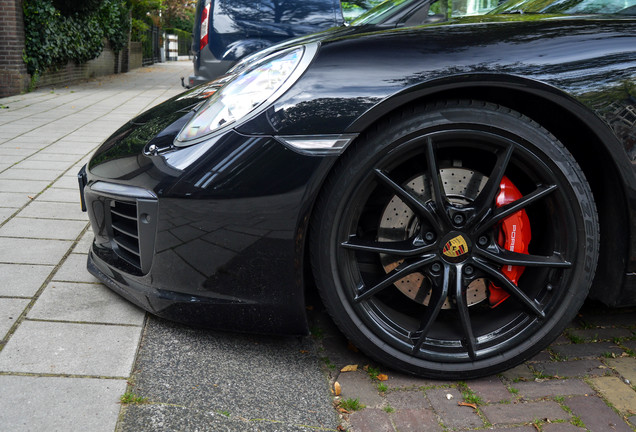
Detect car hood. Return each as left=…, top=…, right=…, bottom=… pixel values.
left=88, top=13, right=619, bottom=176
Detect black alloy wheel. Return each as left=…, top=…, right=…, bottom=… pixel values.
left=311, top=101, right=599, bottom=379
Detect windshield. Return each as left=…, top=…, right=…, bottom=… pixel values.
left=490, top=0, right=636, bottom=14
left=350, top=0, right=418, bottom=25
left=351, top=0, right=635, bottom=26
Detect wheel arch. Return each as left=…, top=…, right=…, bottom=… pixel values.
left=303, top=75, right=631, bottom=308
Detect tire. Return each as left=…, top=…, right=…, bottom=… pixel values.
left=310, top=100, right=599, bottom=379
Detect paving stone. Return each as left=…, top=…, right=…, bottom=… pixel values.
left=0, top=298, right=29, bottom=337
left=606, top=357, right=636, bottom=384
left=43, top=143, right=95, bottom=155
left=568, top=327, right=634, bottom=342
left=28, top=282, right=144, bottom=325
left=487, top=427, right=535, bottom=432
left=391, top=408, right=441, bottom=431
left=385, top=390, right=430, bottom=409
left=51, top=174, right=84, bottom=189
left=18, top=201, right=87, bottom=220
left=72, top=230, right=93, bottom=254
left=501, top=363, right=536, bottom=381
left=481, top=401, right=570, bottom=425
left=566, top=394, right=633, bottom=432
left=0, top=179, right=51, bottom=193
left=528, top=349, right=553, bottom=362
left=0, top=320, right=141, bottom=376
left=52, top=253, right=100, bottom=283
left=26, top=152, right=82, bottom=162
left=0, top=238, right=72, bottom=265
left=584, top=313, right=636, bottom=328
left=623, top=340, right=636, bottom=351
left=349, top=409, right=394, bottom=432
left=0, top=217, right=87, bottom=240
left=0, top=207, right=15, bottom=223
left=515, top=379, right=592, bottom=398
left=15, top=160, right=74, bottom=170
left=0, top=168, right=62, bottom=181
left=337, top=370, right=385, bottom=408
left=385, top=371, right=453, bottom=390
left=532, top=359, right=606, bottom=378
left=0, top=263, right=53, bottom=297
left=0, top=191, right=32, bottom=208
left=551, top=342, right=623, bottom=359
left=542, top=423, right=586, bottom=431
left=0, top=153, right=27, bottom=164
left=552, top=334, right=574, bottom=345
left=426, top=387, right=483, bottom=429
left=467, top=375, right=512, bottom=403
left=588, top=376, right=636, bottom=414
left=36, top=187, right=82, bottom=203
left=0, top=375, right=127, bottom=432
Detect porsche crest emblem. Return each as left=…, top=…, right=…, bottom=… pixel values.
left=442, top=235, right=468, bottom=257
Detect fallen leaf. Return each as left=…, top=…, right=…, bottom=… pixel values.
left=334, top=381, right=341, bottom=396
left=28, top=196, right=34, bottom=199
left=347, top=341, right=359, bottom=352
left=458, top=402, right=477, bottom=409
left=533, top=423, right=540, bottom=432
left=337, top=426, right=346, bottom=431
left=446, top=393, right=454, bottom=400
left=299, top=350, right=309, bottom=354
left=363, top=365, right=369, bottom=371
left=338, top=407, right=351, bottom=414
left=341, top=364, right=358, bottom=372
left=377, top=374, right=388, bottom=381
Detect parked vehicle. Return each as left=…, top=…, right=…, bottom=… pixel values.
left=80, top=0, right=636, bottom=378
left=186, top=0, right=344, bottom=87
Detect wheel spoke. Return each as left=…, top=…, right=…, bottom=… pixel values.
left=354, top=255, right=436, bottom=302
left=411, top=264, right=450, bottom=354
left=426, top=138, right=450, bottom=227
left=472, top=259, right=546, bottom=317
left=455, top=265, right=477, bottom=360
left=373, top=168, right=442, bottom=232
left=476, top=247, right=571, bottom=268
left=342, top=235, right=435, bottom=256
left=476, top=184, right=557, bottom=233
left=469, top=143, right=514, bottom=226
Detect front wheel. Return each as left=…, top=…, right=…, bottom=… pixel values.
left=310, top=101, right=599, bottom=379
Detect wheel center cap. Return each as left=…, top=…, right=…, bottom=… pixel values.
left=440, top=232, right=471, bottom=263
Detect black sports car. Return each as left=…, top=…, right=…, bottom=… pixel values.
left=79, top=0, right=636, bottom=378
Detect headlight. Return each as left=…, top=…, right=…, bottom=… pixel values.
left=175, top=44, right=317, bottom=146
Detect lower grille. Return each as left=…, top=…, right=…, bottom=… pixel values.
left=110, top=200, right=141, bottom=269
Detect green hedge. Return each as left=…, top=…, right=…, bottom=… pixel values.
left=164, top=27, right=192, bottom=39
left=23, top=0, right=130, bottom=77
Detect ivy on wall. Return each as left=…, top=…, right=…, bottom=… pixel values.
left=23, top=0, right=131, bottom=77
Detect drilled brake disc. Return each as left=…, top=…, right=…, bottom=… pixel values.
left=378, top=167, right=488, bottom=308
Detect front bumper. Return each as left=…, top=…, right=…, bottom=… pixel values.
left=79, top=131, right=338, bottom=334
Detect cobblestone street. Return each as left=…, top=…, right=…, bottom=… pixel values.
left=314, top=301, right=636, bottom=431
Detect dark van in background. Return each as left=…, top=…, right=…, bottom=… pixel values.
left=187, top=0, right=344, bottom=87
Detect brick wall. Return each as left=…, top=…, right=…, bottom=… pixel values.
left=0, top=0, right=29, bottom=97
left=129, top=42, right=143, bottom=70
left=36, top=41, right=126, bottom=88
left=0, top=2, right=135, bottom=97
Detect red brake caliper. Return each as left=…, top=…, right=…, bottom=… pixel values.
left=488, top=176, right=531, bottom=307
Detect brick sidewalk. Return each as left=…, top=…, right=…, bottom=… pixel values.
left=0, top=62, right=191, bottom=432
left=314, top=302, right=636, bottom=431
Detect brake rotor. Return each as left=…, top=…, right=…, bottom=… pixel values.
left=378, top=167, right=488, bottom=308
